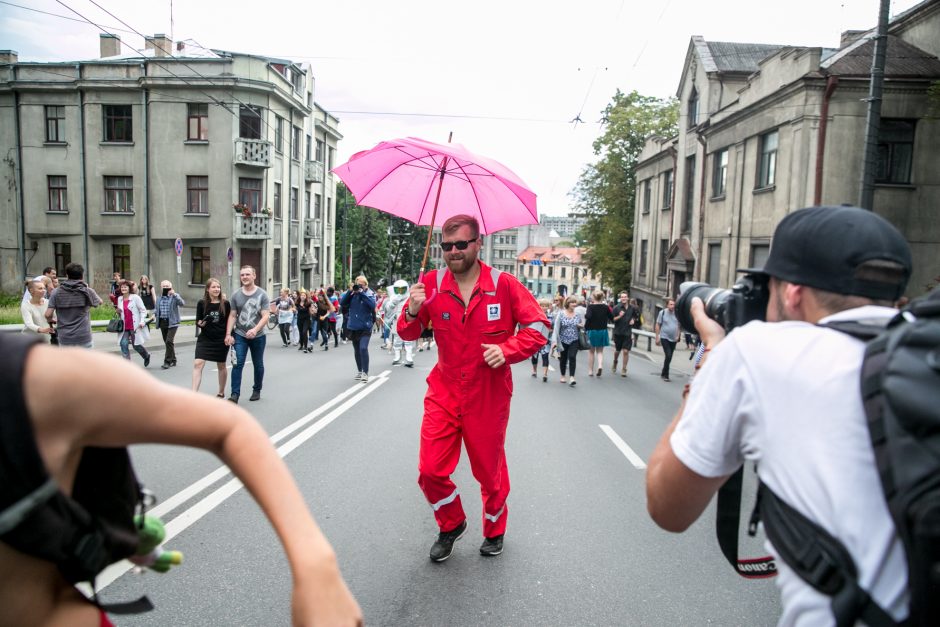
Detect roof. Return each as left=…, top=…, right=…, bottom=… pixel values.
left=823, top=34, right=940, bottom=77
left=703, top=41, right=786, bottom=73
left=518, top=246, right=584, bottom=264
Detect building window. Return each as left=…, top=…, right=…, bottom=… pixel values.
left=292, top=126, right=302, bottom=160
left=712, top=148, right=728, bottom=197
left=327, top=198, right=332, bottom=226
left=707, top=243, right=721, bottom=286
left=683, top=156, right=695, bottom=232
left=238, top=177, right=262, bottom=212
left=687, top=88, right=699, bottom=129
left=659, top=239, right=669, bottom=278
left=560, top=266, right=566, bottom=279
left=328, top=147, right=335, bottom=170
left=639, top=239, right=648, bottom=275
left=662, top=170, right=673, bottom=209
left=103, top=176, right=133, bottom=213
left=48, top=176, right=67, bottom=212
left=274, top=116, right=284, bottom=153
left=272, top=247, right=282, bottom=284
left=112, top=244, right=130, bottom=278
left=757, top=130, right=778, bottom=189
left=306, top=134, right=313, bottom=161
left=187, top=103, right=208, bottom=141
left=239, top=105, right=262, bottom=140
left=186, top=176, right=208, bottom=214
left=876, top=119, right=915, bottom=184
left=45, top=105, right=65, bottom=143
left=750, top=243, right=770, bottom=269
left=304, top=190, right=311, bottom=219
left=191, top=246, right=210, bottom=285
left=53, top=242, right=71, bottom=277
left=103, top=105, right=132, bottom=142
left=290, top=187, right=298, bottom=221
left=315, top=139, right=324, bottom=161
left=272, top=182, right=282, bottom=219
left=289, top=247, right=298, bottom=281
left=643, top=179, right=652, bottom=213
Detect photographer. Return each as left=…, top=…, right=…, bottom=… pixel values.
left=340, top=276, right=377, bottom=383
left=645, top=206, right=912, bottom=625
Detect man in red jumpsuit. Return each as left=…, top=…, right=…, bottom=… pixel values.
left=398, top=214, right=549, bottom=562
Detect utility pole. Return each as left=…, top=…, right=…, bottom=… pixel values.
left=858, top=0, right=890, bottom=210
left=341, top=186, right=349, bottom=287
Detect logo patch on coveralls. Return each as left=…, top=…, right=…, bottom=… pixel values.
left=487, top=304, right=501, bottom=321
left=442, top=312, right=450, bottom=320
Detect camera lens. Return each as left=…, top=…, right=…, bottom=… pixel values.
left=675, top=282, right=734, bottom=333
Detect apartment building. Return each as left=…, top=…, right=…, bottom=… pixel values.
left=0, top=34, right=340, bottom=301
left=632, top=0, right=940, bottom=326
left=516, top=246, right=602, bottom=299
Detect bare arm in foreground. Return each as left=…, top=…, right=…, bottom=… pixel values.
left=18, top=344, right=362, bottom=627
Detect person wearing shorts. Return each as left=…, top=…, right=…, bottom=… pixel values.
left=611, top=291, right=637, bottom=376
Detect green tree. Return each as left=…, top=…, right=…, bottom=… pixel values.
left=572, top=90, right=678, bottom=291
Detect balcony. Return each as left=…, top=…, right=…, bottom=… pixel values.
left=304, top=218, right=321, bottom=240
left=300, top=253, right=315, bottom=268
left=304, top=160, right=324, bottom=183
left=236, top=214, right=271, bottom=239
left=234, top=139, right=273, bottom=168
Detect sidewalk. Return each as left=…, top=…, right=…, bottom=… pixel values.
left=627, top=336, right=696, bottom=378
left=91, top=323, right=201, bottom=356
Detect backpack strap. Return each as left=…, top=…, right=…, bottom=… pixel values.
left=756, top=482, right=898, bottom=627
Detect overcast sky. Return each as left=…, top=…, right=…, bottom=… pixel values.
left=0, top=0, right=924, bottom=216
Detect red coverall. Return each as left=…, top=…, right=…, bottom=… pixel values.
left=398, top=261, right=549, bottom=538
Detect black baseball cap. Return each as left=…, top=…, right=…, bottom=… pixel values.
left=743, top=206, right=911, bottom=300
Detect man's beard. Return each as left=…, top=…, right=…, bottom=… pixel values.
left=445, top=253, right=477, bottom=275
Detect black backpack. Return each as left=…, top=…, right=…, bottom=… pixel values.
left=717, top=287, right=940, bottom=626
left=0, top=334, right=153, bottom=614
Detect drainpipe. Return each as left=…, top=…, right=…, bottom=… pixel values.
left=79, top=67, right=89, bottom=265
left=142, top=63, right=152, bottom=276
left=814, top=75, right=839, bottom=206
left=287, top=108, right=294, bottom=288
left=695, top=133, right=708, bottom=283
left=12, top=77, right=26, bottom=280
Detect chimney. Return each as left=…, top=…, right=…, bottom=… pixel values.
left=0, top=50, right=18, bottom=64
left=840, top=30, right=867, bottom=48
left=99, top=33, right=121, bottom=58
left=145, top=34, right=172, bottom=58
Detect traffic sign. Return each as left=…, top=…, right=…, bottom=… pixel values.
left=227, top=247, right=234, bottom=262
left=174, top=238, right=183, bottom=257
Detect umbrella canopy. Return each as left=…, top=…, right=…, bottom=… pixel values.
left=331, top=137, right=538, bottom=236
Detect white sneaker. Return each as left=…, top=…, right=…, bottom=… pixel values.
left=354, top=372, right=363, bottom=380
left=360, top=374, right=369, bottom=383
left=392, top=359, right=402, bottom=365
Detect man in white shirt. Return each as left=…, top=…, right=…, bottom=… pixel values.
left=646, top=206, right=913, bottom=626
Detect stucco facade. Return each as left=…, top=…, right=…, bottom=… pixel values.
left=0, top=36, right=340, bottom=302
left=632, top=0, right=940, bottom=327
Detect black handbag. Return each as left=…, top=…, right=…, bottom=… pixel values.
left=106, top=311, right=124, bottom=333
left=578, top=328, right=591, bottom=350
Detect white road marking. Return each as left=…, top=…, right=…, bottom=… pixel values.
left=599, top=424, right=647, bottom=470
left=91, top=371, right=391, bottom=591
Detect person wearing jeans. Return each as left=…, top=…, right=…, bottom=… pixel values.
left=225, top=265, right=270, bottom=403
left=655, top=298, right=680, bottom=382
left=155, top=280, right=184, bottom=369
left=551, top=296, right=583, bottom=386
left=339, top=275, right=376, bottom=383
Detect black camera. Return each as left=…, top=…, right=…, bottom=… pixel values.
left=675, top=272, right=770, bottom=334
left=353, top=284, right=362, bottom=291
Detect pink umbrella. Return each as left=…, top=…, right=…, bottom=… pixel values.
left=331, top=136, right=538, bottom=275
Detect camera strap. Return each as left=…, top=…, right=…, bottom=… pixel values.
left=715, top=467, right=777, bottom=579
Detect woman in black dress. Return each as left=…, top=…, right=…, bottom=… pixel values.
left=296, top=291, right=315, bottom=353
left=192, top=277, right=231, bottom=397
left=138, top=274, right=156, bottom=328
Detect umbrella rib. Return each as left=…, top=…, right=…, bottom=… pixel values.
left=450, top=159, right=490, bottom=235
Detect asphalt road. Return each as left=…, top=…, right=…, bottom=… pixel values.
left=99, top=332, right=780, bottom=626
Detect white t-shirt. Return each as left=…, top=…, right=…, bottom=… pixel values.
left=670, top=306, right=908, bottom=626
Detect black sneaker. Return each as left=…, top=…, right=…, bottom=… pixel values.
left=228, top=394, right=239, bottom=404
left=429, top=520, right=467, bottom=562
left=143, top=354, right=151, bottom=368
left=249, top=390, right=261, bottom=401
left=479, top=534, right=504, bottom=556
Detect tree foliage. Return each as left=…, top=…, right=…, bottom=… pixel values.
left=571, top=90, right=678, bottom=292
left=334, top=182, right=429, bottom=288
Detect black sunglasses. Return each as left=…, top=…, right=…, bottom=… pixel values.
left=440, top=238, right=477, bottom=252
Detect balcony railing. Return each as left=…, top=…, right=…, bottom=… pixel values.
left=236, top=214, right=271, bottom=239
left=234, top=139, right=273, bottom=168
left=304, top=160, right=324, bottom=183
left=304, top=218, right=321, bottom=239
